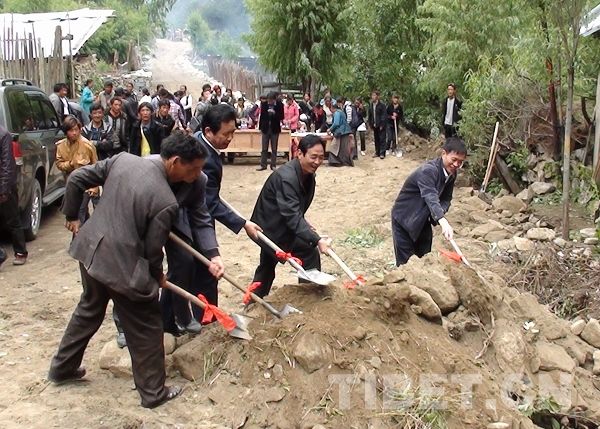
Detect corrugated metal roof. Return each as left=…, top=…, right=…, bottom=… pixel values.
left=581, top=3, right=600, bottom=37
left=0, top=8, right=114, bottom=59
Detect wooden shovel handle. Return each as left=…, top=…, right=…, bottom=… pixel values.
left=326, top=248, right=363, bottom=285
left=164, top=280, right=206, bottom=309
left=168, top=232, right=281, bottom=318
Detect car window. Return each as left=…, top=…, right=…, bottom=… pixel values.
left=28, top=99, right=45, bottom=130
left=7, top=91, right=34, bottom=133
left=40, top=99, right=59, bottom=129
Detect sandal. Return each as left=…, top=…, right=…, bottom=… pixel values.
left=143, top=385, right=182, bottom=408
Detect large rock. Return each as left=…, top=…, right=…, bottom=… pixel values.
left=99, top=341, right=132, bottom=378
left=164, top=333, right=176, bottom=355
left=526, top=228, right=556, bottom=241
left=594, top=351, right=600, bottom=376
left=492, top=195, right=527, bottom=214
left=414, top=282, right=460, bottom=314
left=470, top=220, right=506, bottom=239
left=513, top=236, right=535, bottom=252
left=464, top=196, right=491, bottom=212
left=530, top=182, right=556, bottom=195
left=484, top=230, right=512, bottom=243
left=581, top=319, right=600, bottom=348
left=293, top=332, right=333, bottom=373
left=516, top=188, right=534, bottom=203
left=493, top=319, right=527, bottom=372
left=580, top=228, right=597, bottom=239
left=172, top=329, right=228, bottom=381
left=536, top=342, right=576, bottom=373
left=408, top=285, right=442, bottom=322
left=570, top=320, right=586, bottom=336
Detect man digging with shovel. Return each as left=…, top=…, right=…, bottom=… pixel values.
left=391, top=137, right=467, bottom=266
left=250, top=134, right=333, bottom=298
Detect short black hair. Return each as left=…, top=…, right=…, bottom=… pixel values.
left=267, top=91, right=277, bottom=101
left=158, top=88, right=169, bottom=98
left=161, top=131, right=208, bottom=163
left=142, top=87, right=150, bottom=96
left=85, top=79, right=93, bottom=86
left=103, top=80, right=113, bottom=88
left=61, top=115, right=81, bottom=133
left=448, top=83, right=457, bottom=90
left=181, top=84, right=187, bottom=91
left=156, top=84, right=164, bottom=91
left=202, top=83, right=211, bottom=91
left=54, top=83, right=67, bottom=92
left=90, top=102, right=103, bottom=113
left=114, top=87, right=125, bottom=97
left=138, top=101, right=153, bottom=113
left=110, top=96, right=122, bottom=106
left=157, top=99, right=170, bottom=108
left=299, top=134, right=325, bottom=155
left=202, top=104, right=237, bottom=134
left=442, top=137, right=467, bottom=155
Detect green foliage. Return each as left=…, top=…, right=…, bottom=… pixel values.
left=486, top=178, right=504, bottom=197
left=186, top=11, right=242, bottom=59
left=246, top=0, right=350, bottom=88
left=506, top=143, right=529, bottom=180
left=343, top=226, right=385, bottom=248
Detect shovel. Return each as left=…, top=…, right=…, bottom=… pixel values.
left=217, top=198, right=335, bottom=286
left=163, top=280, right=252, bottom=340
left=393, top=117, right=402, bottom=158
left=168, top=232, right=301, bottom=319
left=447, top=238, right=490, bottom=284
left=326, top=248, right=365, bottom=287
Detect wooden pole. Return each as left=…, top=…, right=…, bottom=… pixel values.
left=562, top=64, right=575, bottom=240
left=593, top=70, right=600, bottom=174
left=481, top=121, right=500, bottom=192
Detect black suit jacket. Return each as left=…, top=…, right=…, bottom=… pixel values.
left=130, top=119, right=162, bottom=156
left=368, top=101, right=387, bottom=129
left=259, top=100, right=284, bottom=134
left=250, top=158, right=321, bottom=248
left=441, top=96, right=462, bottom=125
left=391, top=157, right=455, bottom=241
left=194, top=133, right=246, bottom=233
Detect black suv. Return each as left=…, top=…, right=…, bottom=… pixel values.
left=0, top=79, right=66, bottom=240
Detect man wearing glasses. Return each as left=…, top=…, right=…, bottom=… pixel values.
left=391, top=137, right=467, bottom=265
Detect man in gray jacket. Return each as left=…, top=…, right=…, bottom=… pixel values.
left=48, top=132, right=218, bottom=408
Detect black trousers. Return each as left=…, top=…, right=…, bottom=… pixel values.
left=161, top=237, right=218, bottom=331
left=392, top=218, right=433, bottom=266
left=260, top=131, right=279, bottom=168
left=0, top=187, right=27, bottom=255
left=444, top=124, right=459, bottom=138
left=49, top=264, right=168, bottom=408
left=373, top=126, right=385, bottom=156
left=252, top=240, right=321, bottom=298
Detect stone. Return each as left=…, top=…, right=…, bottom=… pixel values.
left=264, top=387, right=287, bottom=403
left=526, top=228, right=556, bottom=241
left=530, top=182, right=556, bottom=195
left=414, top=282, right=460, bottom=314
left=172, top=334, right=228, bottom=381
left=369, top=356, right=382, bottom=369
left=513, top=237, right=535, bottom=252
left=470, top=220, right=506, bottom=239
left=521, top=222, right=535, bottom=232
left=580, top=228, right=597, bottom=239
left=464, top=196, right=491, bottom=211
left=485, top=230, right=512, bottom=242
left=493, top=319, right=526, bottom=372
left=581, top=319, right=600, bottom=348
left=497, top=239, right=517, bottom=252
left=351, top=326, right=367, bottom=341
left=272, top=364, right=284, bottom=380
left=383, top=270, right=406, bottom=284
left=408, top=285, right=442, bottom=322
left=164, top=333, right=176, bottom=355
left=553, top=237, right=568, bottom=248
left=594, top=351, right=600, bottom=376
left=99, top=341, right=132, bottom=378
left=571, top=320, right=586, bottom=336
left=530, top=356, right=541, bottom=373
left=516, top=188, right=534, bottom=203
left=536, top=342, right=576, bottom=373
left=293, top=332, right=333, bottom=373
left=492, top=195, right=527, bottom=214
left=487, top=423, right=510, bottom=429
left=584, top=237, right=599, bottom=245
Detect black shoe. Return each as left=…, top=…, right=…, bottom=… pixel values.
left=143, top=385, right=182, bottom=409
left=256, top=166, right=267, bottom=171
left=379, top=155, right=385, bottom=159
left=48, top=367, right=87, bottom=385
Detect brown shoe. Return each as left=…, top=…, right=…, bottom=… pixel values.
left=13, top=253, right=27, bottom=266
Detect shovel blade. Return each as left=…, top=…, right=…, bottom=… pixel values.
left=229, top=327, right=253, bottom=340
left=297, top=268, right=336, bottom=286
left=228, top=313, right=252, bottom=340
left=279, top=303, right=302, bottom=317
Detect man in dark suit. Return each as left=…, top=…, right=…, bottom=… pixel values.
left=391, top=137, right=467, bottom=265
left=257, top=91, right=284, bottom=171
left=368, top=90, right=387, bottom=159
left=250, top=134, right=332, bottom=298
left=48, top=133, right=214, bottom=408
left=441, top=83, right=462, bottom=138
left=161, top=104, right=261, bottom=333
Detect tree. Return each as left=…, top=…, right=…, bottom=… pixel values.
left=187, top=10, right=213, bottom=53
left=547, top=0, right=589, bottom=239
left=246, top=0, right=350, bottom=92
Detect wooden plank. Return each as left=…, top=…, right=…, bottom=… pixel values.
left=493, top=154, right=522, bottom=195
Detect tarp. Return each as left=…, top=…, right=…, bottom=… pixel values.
left=0, top=8, right=114, bottom=58
left=581, top=3, right=600, bottom=37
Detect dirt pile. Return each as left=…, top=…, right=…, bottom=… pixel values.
left=164, top=252, right=600, bottom=429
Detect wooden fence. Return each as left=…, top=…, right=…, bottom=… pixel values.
left=0, top=26, right=66, bottom=94
left=207, top=57, right=262, bottom=100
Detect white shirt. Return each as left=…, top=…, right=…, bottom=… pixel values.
left=201, top=133, right=220, bottom=155
left=444, top=97, right=455, bottom=125
left=139, top=95, right=152, bottom=104
left=181, top=94, right=193, bottom=111
left=60, top=97, right=70, bottom=116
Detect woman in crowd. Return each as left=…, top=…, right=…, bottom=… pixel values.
left=327, top=100, right=354, bottom=167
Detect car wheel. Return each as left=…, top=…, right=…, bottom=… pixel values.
left=24, top=179, right=42, bottom=241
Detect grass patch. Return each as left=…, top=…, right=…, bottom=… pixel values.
left=343, top=226, right=386, bottom=248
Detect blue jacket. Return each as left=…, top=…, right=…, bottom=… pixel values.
left=329, top=110, right=352, bottom=136
left=194, top=132, right=246, bottom=233
left=391, top=157, right=455, bottom=241
left=80, top=86, right=94, bottom=116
